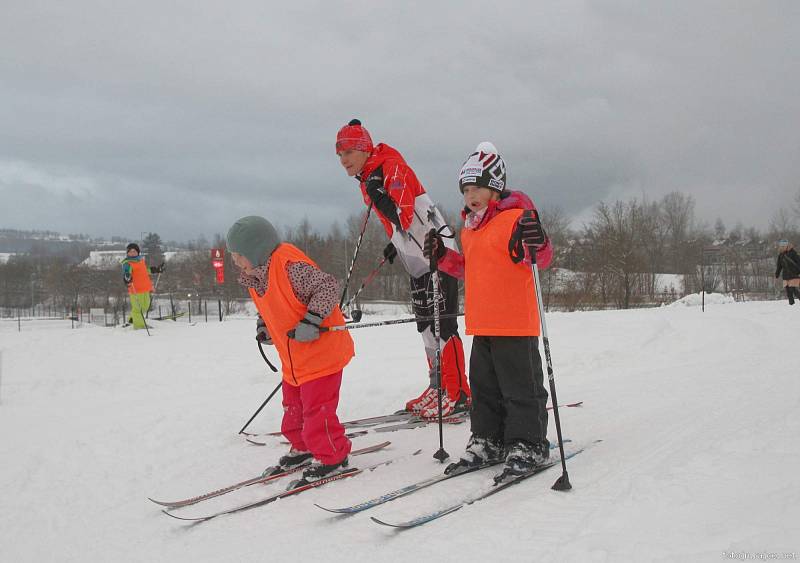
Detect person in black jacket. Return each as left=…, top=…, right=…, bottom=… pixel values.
left=775, top=240, right=800, bottom=305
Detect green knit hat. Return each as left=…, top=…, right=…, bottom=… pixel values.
left=226, top=216, right=281, bottom=267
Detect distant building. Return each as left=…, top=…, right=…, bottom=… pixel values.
left=81, top=250, right=128, bottom=269
left=80, top=249, right=194, bottom=270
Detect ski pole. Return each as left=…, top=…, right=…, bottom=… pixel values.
left=286, top=312, right=465, bottom=338
left=339, top=202, right=373, bottom=309
left=341, top=255, right=389, bottom=319
left=146, top=266, right=163, bottom=320
left=428, top=228, right=449, bottom=463
left=522, top=210, right=571, bottom=491
left=239, top=380, right=282, bottom=435
left=238, top=340, right=281, bottom=434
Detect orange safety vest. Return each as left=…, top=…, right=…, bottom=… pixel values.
left=460, top=208, right=541, bottom=336
left=126, top=259, right=153, bottom=294
left=249, top=243, right=354, bottom=386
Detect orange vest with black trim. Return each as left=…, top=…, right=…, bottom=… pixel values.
left=126, top=259, right=153, bottom=294
left=460, top=208, right=541, bottom=336
left=249, top=243, right=354, bottom=386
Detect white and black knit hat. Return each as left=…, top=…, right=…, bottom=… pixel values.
left=458, top=141, right=507, bottom=193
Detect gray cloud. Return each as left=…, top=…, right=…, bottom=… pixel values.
left=1, top=1, right=799, bottom=241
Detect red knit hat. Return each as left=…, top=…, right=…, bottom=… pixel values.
left=335, top=119, right=374, bottom=153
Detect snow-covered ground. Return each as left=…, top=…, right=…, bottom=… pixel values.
left=668, top=292, right=736, bottom=307
left=1, top=298, right=798, bottom=562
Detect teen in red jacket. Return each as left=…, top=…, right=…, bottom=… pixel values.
left=336, top=119, right=470, bottom=417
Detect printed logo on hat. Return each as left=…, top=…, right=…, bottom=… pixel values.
left=458, top=142, right=507, bottom=193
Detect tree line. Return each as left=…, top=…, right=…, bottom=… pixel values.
left=1, top=190, right=798, bottom=318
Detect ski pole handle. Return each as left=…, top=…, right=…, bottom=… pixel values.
left=520, top=209, right=541, bottom=265
left=427, top=228, right=439, bottom=273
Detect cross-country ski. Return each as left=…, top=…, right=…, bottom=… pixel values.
left=163, top=449, right=421, bottom=522
left=369, top=442, right=600, bottom=529
left=148, top=441, right=390, bottom=508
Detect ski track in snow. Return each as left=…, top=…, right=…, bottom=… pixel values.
left=1, top=300, right=798, bottom=562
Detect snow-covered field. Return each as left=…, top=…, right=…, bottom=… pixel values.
left=1, top=299, right=798, bottom=562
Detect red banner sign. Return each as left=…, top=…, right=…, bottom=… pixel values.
left=211, top=248, right=225, bottom=283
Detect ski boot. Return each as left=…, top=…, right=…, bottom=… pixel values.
left=419, top=390, right=471, bottom=420
left=262, top=448, right=314, bottom=477
left=404, top=386, right=437, bottom=414
left=444, top=435, right=503, bottom=475
left=289, top=457, right=350, bottom=488
left=494, top=440, right=550, bottom=484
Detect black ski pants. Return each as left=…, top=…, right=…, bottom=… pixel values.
left=468, top=335, right=549, bottom=447
left=410, top=271, right=460, bottom=340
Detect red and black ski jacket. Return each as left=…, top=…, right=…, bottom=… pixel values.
left=357, top=143, right=425, bottom=238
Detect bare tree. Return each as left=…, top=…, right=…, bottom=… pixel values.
left=769, top=208, right=797, bottom=240
left=584, top=200, right=649, bottom=309
left=713, top=218, right=726, bottom=241
left=793, top=187, right=800, bottom=219
left=661, top=192, right=696, bottom=273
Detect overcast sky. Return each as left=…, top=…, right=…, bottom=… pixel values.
left=1, top=1, right=799, bottom=243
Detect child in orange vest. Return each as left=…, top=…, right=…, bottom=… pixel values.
left=121, top=243, right=163, bottom=329
left=425, top=142, right=553, bottom=478
left=227, top=216, right=354, bottom=484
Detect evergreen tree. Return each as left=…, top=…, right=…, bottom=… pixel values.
left=142, top=232, right=165, bottom=266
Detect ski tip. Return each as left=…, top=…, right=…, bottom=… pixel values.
left=353, top=440, right=391, bottom=454
left=313, top=503, right=343, bottom=514
left=161, top=509, right=210, bottom=522
left=148, top=497, right=180, bottom=508
left=370, top=516, right=401, bottom=528
left=245, top=438, right=267, bottom=446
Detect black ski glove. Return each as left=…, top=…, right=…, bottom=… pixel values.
left=383, top=242, right=397, bottom=264
left=150, top=263, right=165, bottom=274
left=289, top=311, right=323, bottom=342
left=423, top=230, right=446, bottom=261
left=256, top=317, right=273, bottom=345
left=509, top=210, right=547, bottom=264
left=516, top=212, right=546, bottom=248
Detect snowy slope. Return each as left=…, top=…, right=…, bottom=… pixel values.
left=1, top=299, right=798, bottom=562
